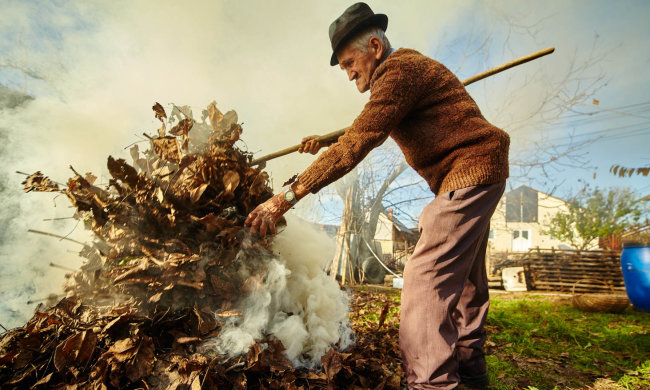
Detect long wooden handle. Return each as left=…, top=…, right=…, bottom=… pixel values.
left=251, top=47, right=555, bottom=166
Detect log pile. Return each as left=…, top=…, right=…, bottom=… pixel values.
left=0, top=102, right=403, bottom=389
left=523, top=248, right=625, bottom=293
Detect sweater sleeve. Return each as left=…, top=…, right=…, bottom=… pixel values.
left=298, top=59, right=421, bottom=193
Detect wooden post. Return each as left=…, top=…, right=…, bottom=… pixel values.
left=340, top=233, right=349, bottom=285
left=330, top=231, right=345, bottom=280
left=332, top=182, right=359, bottom=285
left=251, top=47, right=555, bottom=166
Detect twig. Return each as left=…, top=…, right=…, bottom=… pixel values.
left=26, top=294, right=65, bottom=305
left=123, top=139, right=149, bottom=150
left=202, top=357, right=219, bottom=387
left=43, top=216, right=76, bottom=221
left=49, top=262, right=76, bottom=272
left=59, top=219, right=81, bottom=242
left=0, top=322, right=7, bottom=332
left=224, top=359, right=246, bottom=373
left=27, top=229, right=86, bottom=246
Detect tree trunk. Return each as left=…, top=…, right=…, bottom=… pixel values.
left=332, top=162, right=408, bottom=284
left=329, top=175, right=361, bottom=283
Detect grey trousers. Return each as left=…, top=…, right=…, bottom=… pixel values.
left=399, top=182, right=505, bottom=389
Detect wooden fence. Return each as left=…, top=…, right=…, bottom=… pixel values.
left=489, top=248, right=625, bottom=293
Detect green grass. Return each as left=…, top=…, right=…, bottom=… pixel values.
left=485, top=294, right=650, bottom=389
left=618, top=360, right=650, bottom=389
left=350, top=288, right=650, bottom=389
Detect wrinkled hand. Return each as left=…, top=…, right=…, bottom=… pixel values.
left=298, top=135, right=324, bottom=155
left=244, top=193, right=291, bottom=238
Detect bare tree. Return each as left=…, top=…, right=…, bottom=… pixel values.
left=326, top=144, right=409, bottom=284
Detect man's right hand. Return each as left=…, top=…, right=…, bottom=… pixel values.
left=298, top=135, right=324, bottom=155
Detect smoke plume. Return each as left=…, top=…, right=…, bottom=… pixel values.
left=202, top=215, right=352, bottom=367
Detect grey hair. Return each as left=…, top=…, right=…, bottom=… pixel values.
left=344, top=26, right=391, bottom=54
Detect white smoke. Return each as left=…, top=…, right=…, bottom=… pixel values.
left=202, top=214, right=352, bottom=367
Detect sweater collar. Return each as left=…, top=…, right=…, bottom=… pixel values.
left=380, top=47, right=396, bottom=63
left=370, top=48, right=402, bottom=90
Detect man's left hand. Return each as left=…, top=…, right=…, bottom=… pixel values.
left=244, top=193, right=292, bottom=238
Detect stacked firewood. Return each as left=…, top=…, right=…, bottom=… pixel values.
left=0, top=102, right=402, bottom=389
left=523, top=248, right=625, bottom=293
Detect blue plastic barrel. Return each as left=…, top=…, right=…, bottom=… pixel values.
left=620, top=244, right=650, bottom=312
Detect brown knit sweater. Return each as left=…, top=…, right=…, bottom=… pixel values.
left=298, top=48, right=510, bottom=196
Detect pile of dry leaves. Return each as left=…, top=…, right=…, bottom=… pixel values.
left=0, top=102, right=404, bottom=389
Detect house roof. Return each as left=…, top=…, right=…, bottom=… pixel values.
left=380, top=211, right=416, bottom=235
left=507, top=185, right=567, bottom=203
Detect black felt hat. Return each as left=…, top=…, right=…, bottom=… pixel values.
left=329, top=2, right=388, bottom=66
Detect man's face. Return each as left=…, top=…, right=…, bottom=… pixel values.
left=337, top=38, right=383, bottom=93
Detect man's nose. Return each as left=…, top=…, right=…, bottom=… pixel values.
left=347, top=69, right=357, bottom=81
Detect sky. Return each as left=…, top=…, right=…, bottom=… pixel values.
left=0, top=0, right=649, bottom=326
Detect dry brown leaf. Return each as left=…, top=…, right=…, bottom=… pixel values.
left=321, top=348, right=343, bottom=382
left=246, top=343, right=262, bottom=367
left=377, top=301, right=390, bottom=330
left=22, top=171, right=59, bottom=193
left=219, top=110, right=238, bottom=131
left=158, top=121, right=166, bottom=137
left=84, top=172, right=98, bottom=185
left=207, top=101, right=223, bottom=131
left=31, top=372, right=53, bottom=388
left=170, top=118, right=194, bottom=136
left=107, top=157, right=139, bottom=188
left=215, top=310, right=243, bottom=317
left=151, top=136, right=182, bottom=163
left=192, top=213, right=230, bottom=233
left=176, top=336, right=201, bottom=344
left=170, top=118, right=194, bottom=153
left=148, top=291, right=163, bottom=303
left=126, top=336, right=155, bottom=382
left=249, top=172, right=269, bottom=196
left=282, top=174, right=298, bottom=187
left=190, top=374, right=202, bottom=390
left=192, top=305, right=217, bottom=335
left=53, top=331, right=98, bottom=373
left=153, top=102, right=167, bottom=121
left=189, top=183, right=209, bottom=204
left=222, top=170, right=240, bottom=194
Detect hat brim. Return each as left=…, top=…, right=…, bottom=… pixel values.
left=330, top=14, right=388, bottom=66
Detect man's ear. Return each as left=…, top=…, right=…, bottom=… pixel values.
left=369, top=36, right=383, bottom=60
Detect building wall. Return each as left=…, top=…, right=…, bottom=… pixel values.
left=490, top=190, right=574, bottom=252
left=375, top=214, right=394, bottom=241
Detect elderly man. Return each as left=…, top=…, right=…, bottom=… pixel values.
left=245, top=3, right=509, bottom=389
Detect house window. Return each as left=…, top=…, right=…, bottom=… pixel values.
left=512, top=229, right=532, bottom=251
left=505, top=186, right=539, bottom=223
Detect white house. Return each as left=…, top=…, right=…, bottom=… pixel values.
left=374, top=209, right=418, bottom=264
left=489, top=185, right=580, bottom=252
